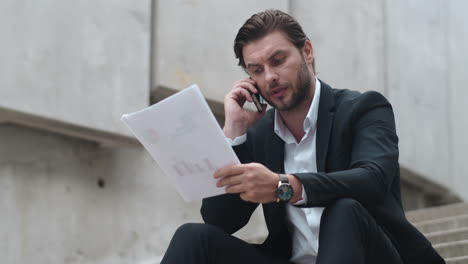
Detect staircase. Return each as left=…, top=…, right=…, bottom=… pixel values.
left=406, top=202, right=468, bottom=263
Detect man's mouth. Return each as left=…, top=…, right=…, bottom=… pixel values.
left=271, top=86, right=287, bottom=98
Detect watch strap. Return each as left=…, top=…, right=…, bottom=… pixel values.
left=278, top=173, right=289, bottom=184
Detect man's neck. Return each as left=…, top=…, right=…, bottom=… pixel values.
left=279, top=80, right=316, bottom=143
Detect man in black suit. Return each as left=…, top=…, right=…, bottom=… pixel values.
left=161, top=9, right=444, bottom=264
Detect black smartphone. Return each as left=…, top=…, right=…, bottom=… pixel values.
left=249, top=80, right=263, bottom=112
left=250, top=90, right=263, bottom=112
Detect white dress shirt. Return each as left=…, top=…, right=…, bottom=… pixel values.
left=229, top=78, right=323, bottom=264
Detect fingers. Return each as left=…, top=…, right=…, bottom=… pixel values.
left=214, top=164, right=245, bottom=179
left=217, top=178, right=242, bottom=191
left=215, top=163, right=277, bottom=203
left=214, top=164, right=247, bottom=191
left=226, top=78, right=265, bottom=113
left=215, top=166, right=245, bottom=194
left=225, top=184, right=244, bottom=194
left=231, top=87, right=254, bottom=103
left=216, top=174, right=243, bottom=187
left=233, top=78, right=258, bottom=92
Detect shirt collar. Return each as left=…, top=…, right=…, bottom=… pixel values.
left=274, top=78, right=321, bottom=143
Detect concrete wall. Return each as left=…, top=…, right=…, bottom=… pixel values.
left=385, top=0, right=468, bottom=199
left=448, top=0, right=468, bottom=202
left=0, top=0, right=150, bottom=136
left=153, top=0, right=289, bottom=101
left=292, top=0, right=386, bottom=94
left=0, top=124, right=267, bottom=263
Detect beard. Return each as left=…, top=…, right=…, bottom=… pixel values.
left=262, top=58, right=312, bottom=111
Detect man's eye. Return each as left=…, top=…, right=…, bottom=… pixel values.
left=272, top=57, right=284, bottom=66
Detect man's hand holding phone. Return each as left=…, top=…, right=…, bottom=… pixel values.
left=223, top=78, right=267, bottom=140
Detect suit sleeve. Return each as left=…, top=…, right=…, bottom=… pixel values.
left=200, top=138, right=259, bottom=234
left=294, top=91, right=399, bottom=207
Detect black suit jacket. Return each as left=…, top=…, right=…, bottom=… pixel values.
left=201, top=81, right=444, bottom=263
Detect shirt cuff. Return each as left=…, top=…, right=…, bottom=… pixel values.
left=292, top=185, right=308, bottom=205
left=225, top=134, right=247, bottom=146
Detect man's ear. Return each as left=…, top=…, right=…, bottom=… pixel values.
left=302, top=40, right=314, bottom=64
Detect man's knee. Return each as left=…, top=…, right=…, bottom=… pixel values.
left=163, top=223, right=221, bottom=263
left=173, top=223, right=220, bottom=242
left=322, top=198, right=365, bottom=220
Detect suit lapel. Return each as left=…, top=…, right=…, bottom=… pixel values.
left=264, top=111, right=285, bottom=174
left=316, top=81, right=336, bottom=172
left=262, top=112, right=286, bottom=212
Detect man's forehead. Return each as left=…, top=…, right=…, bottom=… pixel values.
left=245, top=50, right=288, bottom=69
left=243, top=31, right=293, bottom=64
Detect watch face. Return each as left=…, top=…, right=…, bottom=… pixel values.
left=277, top=184, right=293, bottom=202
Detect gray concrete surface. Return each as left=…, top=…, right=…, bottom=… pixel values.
left=386, top=0, right=450, bottom=194
left=414, top=215, right=468, bottom=233
left=407, top=203, right=468, bottom=223
left=446, top=256, right=468, bottom=264
left=0, top=124, right=267, bottom=263
left=447, top=0, right=468, bottom=208
left=408, top=202, right=468, bottom=262
left=435, top=240, right=468, bottom=259
left=426, top=228, right=468, bottom=244
left=385, top=0, right=468, bottom=202
left=0, top=0, right=150, bottom=137
left=292, top=0, right=385, bottom=94
left=152, top=0, right=289, bottom=101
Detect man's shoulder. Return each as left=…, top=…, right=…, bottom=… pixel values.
left=328, top=85, right=392, bottom=112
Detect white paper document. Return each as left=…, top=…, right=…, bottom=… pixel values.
left=121, top=84, right=239, bottom=202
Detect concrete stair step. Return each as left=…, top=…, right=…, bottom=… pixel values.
left=434, top=240, right=468, bottom=259
left=406, top=203, right=468, bottom=223
left=426, top=227, right=468, bottom=244
left=413, top=214, right=468, bottom=233
left=445, top=255, right=468, bottom=264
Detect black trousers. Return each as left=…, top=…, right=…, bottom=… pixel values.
left=161, top=199, right=403, bottom=264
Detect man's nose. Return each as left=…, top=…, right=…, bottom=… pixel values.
left=264, top=66, right=278, bottom=85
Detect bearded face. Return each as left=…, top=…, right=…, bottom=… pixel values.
left=261, top=57, right=312, bottom=111
left=243, top=31, right=315, bottom=113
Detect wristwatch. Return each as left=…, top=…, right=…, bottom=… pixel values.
left=275, top=174, right=294, bottom=203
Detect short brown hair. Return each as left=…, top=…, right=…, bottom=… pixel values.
left=234, top=9, right=313, bottom=70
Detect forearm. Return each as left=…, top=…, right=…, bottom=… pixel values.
left=294, top=163, right=395, bottom=207
left=201, top=193, right=258, bottom=234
